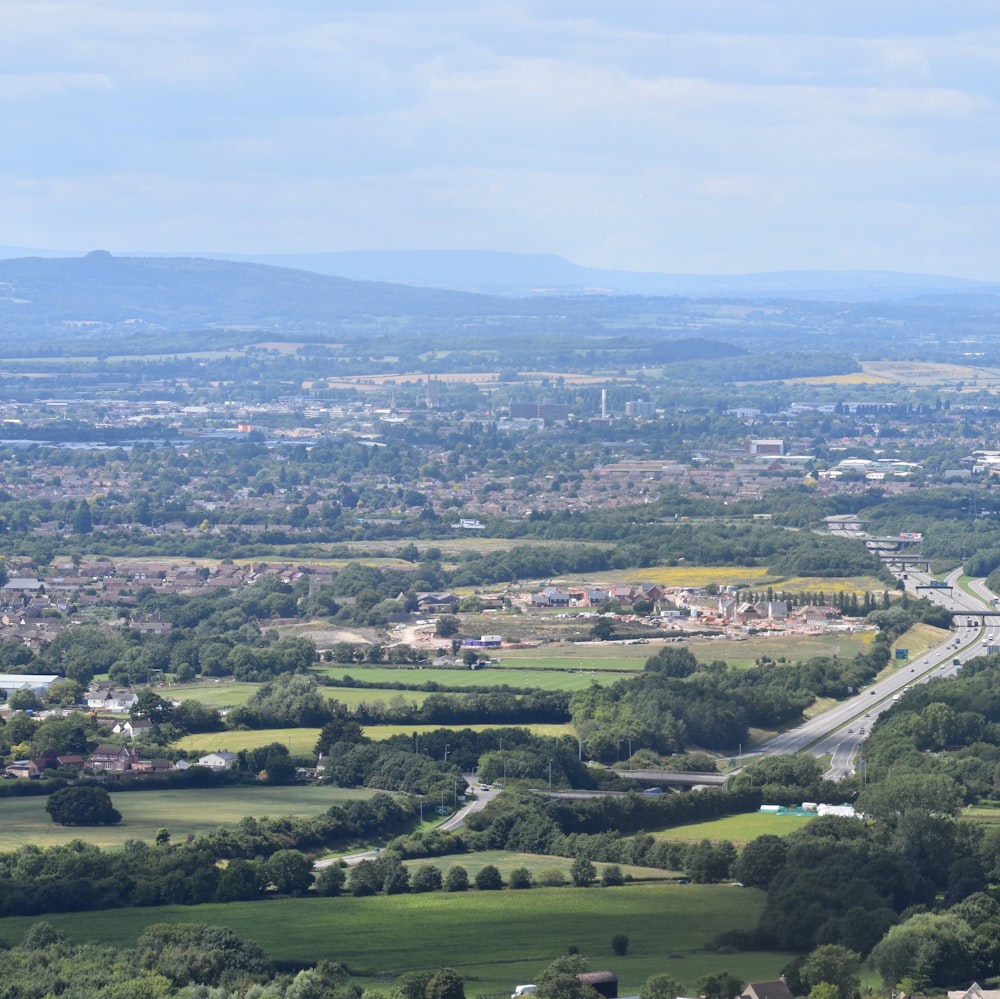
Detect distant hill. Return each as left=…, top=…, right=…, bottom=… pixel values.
left=3, top=247, right=998, bottom=303
left=192, top=249, right=1000, bottom=301
left=0, top=251, right=512, bottom=339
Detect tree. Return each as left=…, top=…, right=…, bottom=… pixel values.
left=508, top=866, right=533, bottom=889
left=216, top=858, right=264, bottom=902
left=696, top=973, right=743, bottom=999
left=445, top=865, right=469, bottom=892
left=800, top=945, right=860, bottom=999
left=733, top=834, right=788, bottom=890
left=869, top=912, right=976, bottom=989
left=131, top=690, right=173, bottom=724
left=590, top=618, right=614, bottom=641
left=535, top=955, right=600, bottom=999
left=412, top=864, right=443, bottom=893
left=436, top=616, right=460, bottom=638
left=474, top=864, right=504, bottom=890
left=72, top=500, right=93, bottom=534
left=425, top=968, right=465, bottom=999
left=265, top=849, right=313, bottom=896
left=611, top=933, right=629, bottom=956
left=601, top=864, right=625, bottom=887
left=571, top=856, right=596, bottom=887
left=314, top=864, right=346, bottom=897
left=46, top=785, right=122, bottom=826
left=640, top=975, right=683, bottom=999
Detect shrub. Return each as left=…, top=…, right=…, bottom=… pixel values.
left=611, top=934, right=629, bottom=956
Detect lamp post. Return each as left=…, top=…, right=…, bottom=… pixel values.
left=548, top=759, right=553, bottom=791
left=444, top=744, right=450, bottom=763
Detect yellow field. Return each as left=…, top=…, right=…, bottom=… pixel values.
left=779, top=372, right=895, bottom=386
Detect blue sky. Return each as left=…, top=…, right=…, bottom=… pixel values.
left=4, top=1, right=1000, bottom=277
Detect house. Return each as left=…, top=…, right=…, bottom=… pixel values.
left=742, top=980, right=795, bottom=999
left=197, top=750, right=239, bottom=770
left=112, top=719, right=155, bottom=740
left=414, top=592, right=459, bottom=613
left=949, top=986, right=1000, bottom=999
left=4, top=759, right=41, bottom=779
left=87, top=745, right=138, bottom=772
left=134, top=758, right=175, bottom=773
left=86, top=688, right=139, bottom=713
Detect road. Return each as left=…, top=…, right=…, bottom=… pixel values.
left=756, top=561, right=997, bottom=778
left=316, top=775, right=498, bottom=868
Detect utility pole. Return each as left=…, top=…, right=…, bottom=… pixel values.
left=548, top=759, right=552, bottom=791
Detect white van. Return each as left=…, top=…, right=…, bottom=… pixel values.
left=512, top=986, right=536, bottom=998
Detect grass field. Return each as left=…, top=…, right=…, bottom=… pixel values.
left=313, top=664, right=625, bottom=692
left=0, top=785, right=374, bottom=851
left=0, top=884, right=796, bottom=993
left=648, top=811, right=815, bottom=845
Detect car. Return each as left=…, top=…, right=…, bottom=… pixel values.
left=870, top=690, right=877, bottom=695
left=847, top=728, right=853, bottom=733
left=865, top=712, right=870, bottom=717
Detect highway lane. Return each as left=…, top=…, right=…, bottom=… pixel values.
left=756, top=562, right=997, bottom=779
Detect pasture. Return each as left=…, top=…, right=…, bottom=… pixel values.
left=648, top=811, right=815, bottom=845
left=0, top=883, right=795, bottom=993
left=0, top=785, right=373, bottom=851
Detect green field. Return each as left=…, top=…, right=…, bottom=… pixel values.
left=0, top=884, right=795, bottom=993
left=649, top=811, right=815, bottom=845
left=173, top=728, right=325, bottom=756
left=0, top=785, right=375, bottom=850
left=314, top=664, right=624, bottom=692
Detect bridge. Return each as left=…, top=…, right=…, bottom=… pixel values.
left=865, top=536, right=923, bottom=552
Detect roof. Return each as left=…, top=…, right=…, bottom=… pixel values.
left=743, top=981, right=794, bottom=999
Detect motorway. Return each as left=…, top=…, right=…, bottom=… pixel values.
left=757, top=562, right=998, bottom=778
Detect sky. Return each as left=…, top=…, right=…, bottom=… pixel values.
left=4, top=1, right=1000, bottom=278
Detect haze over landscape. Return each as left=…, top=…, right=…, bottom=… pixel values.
left=6, top=6, right=1000, bottom=999
left=4, top=2, right=1000, bottom=280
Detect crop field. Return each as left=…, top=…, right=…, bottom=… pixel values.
left=364, top=723, right=574, bottom=741
left=0, top=884, right=796, bottom=993
left=0, top=785, right=374, bottom=851
left=961, top=805, right=1000, bottom=827
left=173, top=727, right=324, bottom=756
left=648, top=811, right=815, bottom=845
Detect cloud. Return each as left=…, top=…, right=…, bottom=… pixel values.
left=1, top=1, right=999, bottom=276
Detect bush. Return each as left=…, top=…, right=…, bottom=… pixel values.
left=611, top=933, right=629, bottom=956
left=445, top=866, right=469, bottom=892
left=537, top=867, right=568, bottom=887
left=601, top=865, right=625, bottom=887
left=508, top=866, right=533, bottom=889
left=474, top=865, right=504, bottom=891
left=45, top=785, right=122, bottom=826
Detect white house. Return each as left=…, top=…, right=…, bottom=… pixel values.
left=197, top=750, right=239, bottom=770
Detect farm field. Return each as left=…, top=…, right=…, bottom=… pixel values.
left=648, top=810, right=815, bottom=845
left=0, top=884, right=795, bottom=994
left=314, top=664, right=623, bottom=691
left=173, top=728, right=324, bottom=756
left=0, top=785, right=374, bottom=851
left=173, top=722, right=574, bottom=752
left=685, top=631, right=869, bottom=668
left=364, top=723, right=574, bottom=741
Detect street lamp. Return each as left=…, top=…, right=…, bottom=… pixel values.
left=444, top=744, right=450, bottom=763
